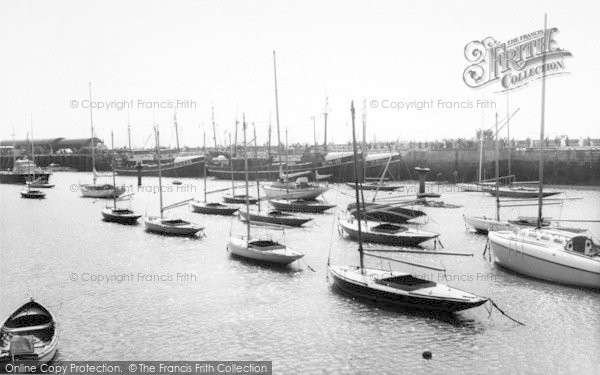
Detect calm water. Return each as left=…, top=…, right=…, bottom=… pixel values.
left=1, top=173, right=599, bottom=374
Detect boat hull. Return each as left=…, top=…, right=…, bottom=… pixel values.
left=190, top=202, right=238, bottom=215
left=463, top=215, right=512, bottom=234
left=348, top=203, right=425, bottom=223
left=227, top=237, right=303, bottom=265
left=339, top=220, right=438, bottom=247
left=0, top=172, right=51, bottom=185
left=101, top=208, right=141, bottom=225
left=328, top=266, right=487, bottom=312
left=484, top=188, right=560, bottom=198
left=263, top=185, right=328, bottom=200
left=80, top=185, right=126, bottom=198
left=20, top=190, right=46, bottom=199
left=239, top=210, right=311, bottom=227
left=223, top=195, right=258, bottom=204
left=489, top=231, right=600, bottom=289
left=268, top=199, right=335, bottom=213
left=115, top=157, right=205, bottom=177
left=143, top=217, right=203, bottom=236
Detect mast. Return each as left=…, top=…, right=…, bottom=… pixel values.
left=234, top=119, right=239, bottom=157
left=11, top=127, right=15, bottom=171
left=89, top=82, right=96, bottom=185
left=506, top=89, right=511, bottom=177
left=211, top=106, right=217, bottom=149
left=127, top=113, right=132, bottom=151
left=243, top=114, right=250, bottom=240
left=311, top=115, right=317, bottom=152
left=350, top=101, right=365, bottom=272
left=111, top=130, right=117, bottom=210
left=537, top=14, right=548, bottom=229
left=362, top=99, right=367, bottom=183
left=478, top=112, right=484, bottom=184
left=273, top=51, right=283, bottom=168
left=323, top=96, right=329, bottom=153
left=203, top=132, right=207, bottom=203
left=30, top=119, right=34, bottom=191
left=267, top=114, right=272, bottom=159
left=495, top=112, right=500, bottom=221
left=155, top=125, right=164, bottom=219
left=253, top=123, right=258, bottom=158
left=174, top=110, right=180, bottom=151
left=229, top=132, right=235, bottom=194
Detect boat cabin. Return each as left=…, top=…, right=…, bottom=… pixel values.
left=371, top=223, right=408, bottom=234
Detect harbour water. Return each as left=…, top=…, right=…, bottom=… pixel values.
left=1, top=173, right=599, bottom=374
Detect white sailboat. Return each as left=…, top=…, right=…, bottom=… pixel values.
left=79, top=82, right=125, bottom=198
left=20, top=126, right=46, bottom=199
left=488, top=15, right=600, bottom=289
left=227, top=115, right=304, bottom=265
left=263, top=51, right=327, bottom=201
left=328, top=102, right=487, bottom=312
left=144, top=125, right=204, bottom=237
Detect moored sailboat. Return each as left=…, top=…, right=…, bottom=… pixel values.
left=328, top=102, right=487, bottom=312
left=143, top=125, right=204, bottom=237
left=227, top=115, right=304, bottom=265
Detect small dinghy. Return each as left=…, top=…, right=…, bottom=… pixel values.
left=239, top=209, right=312, bottom=227
left=223, top=194, right=258, bottom=204
left=190, top=201, right=238, bottom=215
left=26, top=179, right=54, bottom=189
left=339, top=219, right=438, bottom=247
left=227, top=237, right=304, bottom=265
left=269, top=199, right=336, bottom=213
left=345, top=182, right=398, bottom=191
left=101, top=207, right=141, bottom=225
left=463, top=215, right=512, bottom=234
left=20, top=189, right=45, bottom=199
left=0, top=300, right=59, bottom=366
left=483, top=186, right=560, bottom=198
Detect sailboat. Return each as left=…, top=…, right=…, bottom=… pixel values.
left=464, top=112, right=513, bottom=233
left=223, top=119, right=259, bottom=204
left=143, top=125, right=204, bottom=237
left=227, top=116, right=304, bottom=265
left=101, top=131, right=141, bottom=224
left=20, top=127, right=46, bottom=199
left=79, top=83, right=125, bottom=199
left=488, top=15, right=600, bottom=289
left=262, top=51, right=328, bottom=201
left=328, top=102, right=487, bottom=312
left=191, top=135, right=239, bottom=215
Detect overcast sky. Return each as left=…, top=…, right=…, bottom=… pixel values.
left=0, top=0, right=597, bottom=149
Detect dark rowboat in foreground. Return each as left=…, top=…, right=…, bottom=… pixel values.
left=339, top=219, right=438, bottom=247
left=0, top=300, right=59, bottom=366
left=223, top=195, right=258, bottom=204
left=20, top=190, right=46, bottom=199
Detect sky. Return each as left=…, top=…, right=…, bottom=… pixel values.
left=0, top=0, right=598, bottom=149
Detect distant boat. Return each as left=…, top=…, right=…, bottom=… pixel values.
left=26, top=178, right=54, bottom=188
left=268, top=199, right=335, bottom=213
left=223, top=195, right=258, bottom=204
left=507, top=216, right=551, bottom=228
left=263, top=178, right=328, bottom=200
left=339, top=219, right=438, bottom=247
left=143, top=125, right=204, bottom=237
left=114, top=156, right=205, bottom=177
left=345, top=182, right=398, bottom=191
left=0, top=300, right=59, bottom=365
left=328, top=101, right=487, bottom=313
left=226, top=112, right=304, bottom=265
left=190, top=159, right=238, bottom=215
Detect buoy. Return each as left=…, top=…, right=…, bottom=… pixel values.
left=422, top=350, right=432, bottom=360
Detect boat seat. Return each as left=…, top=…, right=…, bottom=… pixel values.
left=9, top=336, right=35, bottom=356
left=3, top=322, right=53, bottom=333
left=375, top=275, right=436, bottom=291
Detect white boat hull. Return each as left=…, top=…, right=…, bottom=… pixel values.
left=143, top=217, right=203, bottom=236
left=489, top=231, right=600, bottom=289
left=463, top=215, right=512, bottom=233
left=227, top=237, right=303, bottom=265
left=262, top=185, right=328, bottom=200
left=80, top=184, right=126, bottom=198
